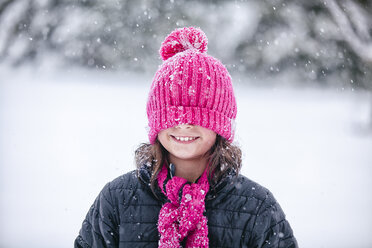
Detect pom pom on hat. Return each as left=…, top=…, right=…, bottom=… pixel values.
left=159, top=27, right=208, bottom=61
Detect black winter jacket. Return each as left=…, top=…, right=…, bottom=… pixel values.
left=75, top=167, right=298, bottom=248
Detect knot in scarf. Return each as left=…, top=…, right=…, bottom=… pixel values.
left=157, top=164, right=210, bottom=248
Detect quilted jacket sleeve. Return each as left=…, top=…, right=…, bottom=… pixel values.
left=74, top=182, right=119, bottom=248
left=249, top=191, right=298, bottom=248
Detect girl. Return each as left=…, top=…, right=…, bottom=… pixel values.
left=75, top=27, right=298, bottom=248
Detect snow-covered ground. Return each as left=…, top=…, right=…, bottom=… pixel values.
left=0, top=68, right=371, bottom=248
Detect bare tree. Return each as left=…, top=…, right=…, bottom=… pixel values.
left=324, top=0, right=372, bottom=65
left=324, top=0, right=372, bottom=127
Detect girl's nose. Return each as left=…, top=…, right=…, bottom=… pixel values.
left=175, top=123, right=193, bottom=129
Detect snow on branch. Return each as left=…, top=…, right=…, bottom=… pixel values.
left=324, top=0, right=372, bottom=63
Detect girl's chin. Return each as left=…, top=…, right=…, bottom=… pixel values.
left=170, top=153, right=200, bottom=161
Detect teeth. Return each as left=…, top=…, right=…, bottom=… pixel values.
left=175, top=136, right=196, bottom=141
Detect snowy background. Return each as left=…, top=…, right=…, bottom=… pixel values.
left=1, top=0, right=372, bottom=247
left=1, top=67, right=371, bottom=248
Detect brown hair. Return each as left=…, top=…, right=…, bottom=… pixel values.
left=135, top=135, right=242, bottom=192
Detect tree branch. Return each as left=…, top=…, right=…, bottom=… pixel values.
left=324, top=0, right=372, bottom=63
left=0, top=0, right=14, bottom=16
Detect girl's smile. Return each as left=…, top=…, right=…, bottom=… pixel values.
left=171, top=135, right=199, bottom=143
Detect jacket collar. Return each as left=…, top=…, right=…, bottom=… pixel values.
left=137, top=164, right=237, bottom=201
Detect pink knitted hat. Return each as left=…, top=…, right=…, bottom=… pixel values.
left=146, top=27, right=237, bottom=144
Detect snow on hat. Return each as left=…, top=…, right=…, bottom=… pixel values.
left=146, top=27, right=237, bottom=144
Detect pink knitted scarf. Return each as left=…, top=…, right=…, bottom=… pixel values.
left=157, top=164, right=210, bottom=247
